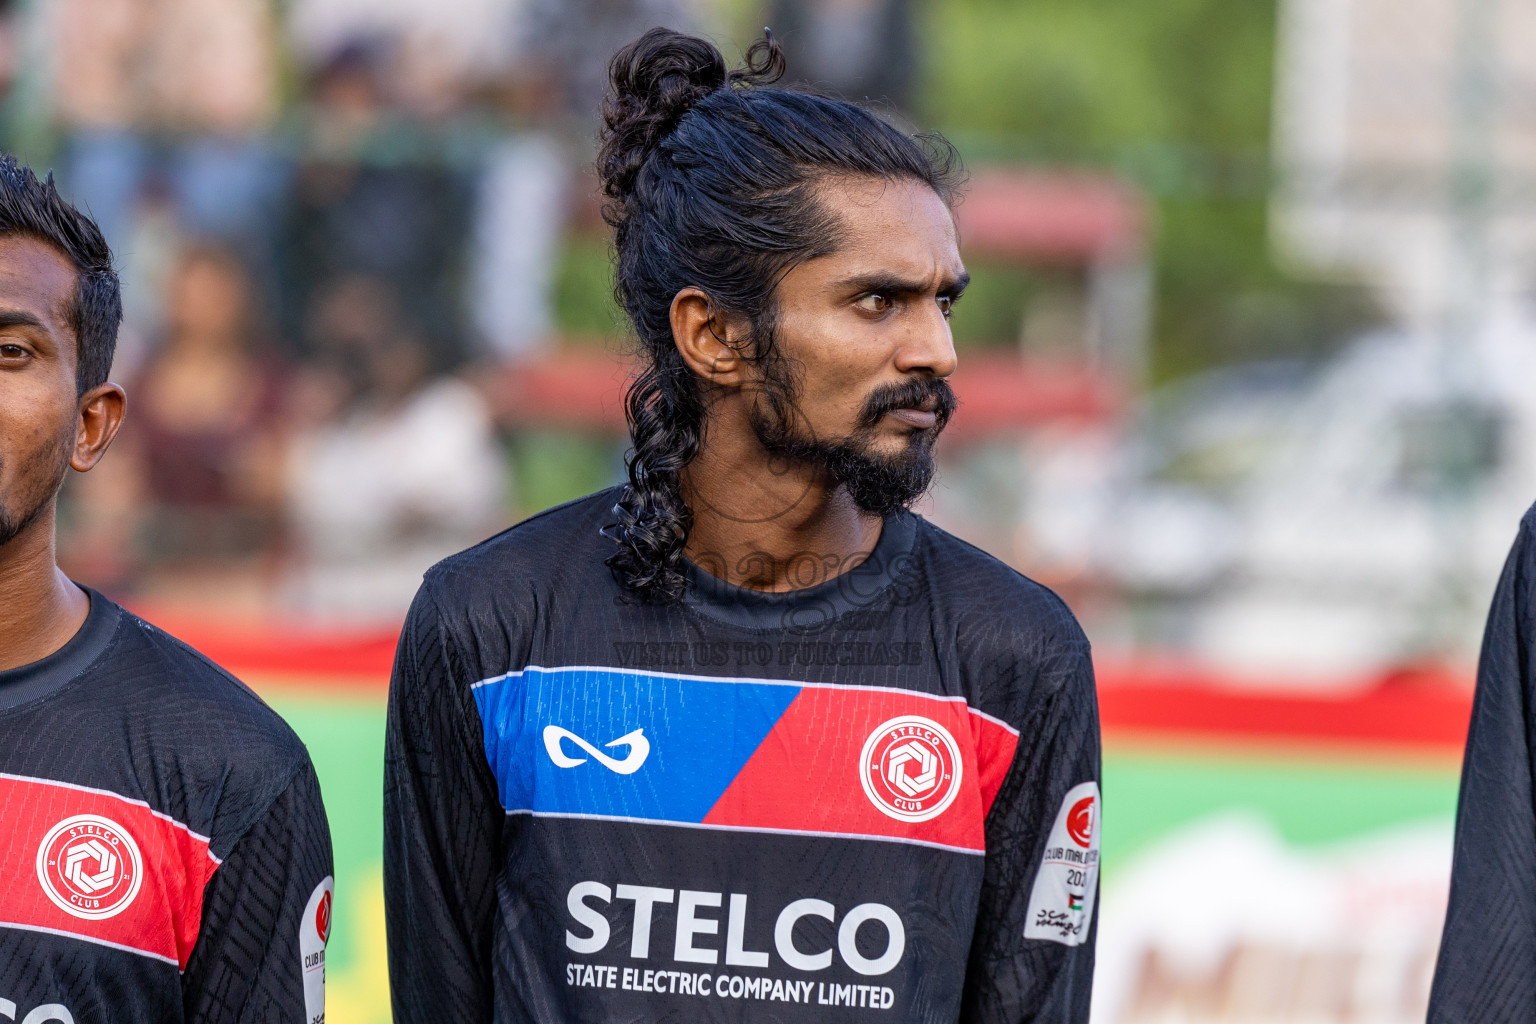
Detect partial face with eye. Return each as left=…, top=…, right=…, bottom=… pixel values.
left=764, top=175, right=965, bottom=460
left=0, top=234, right=123, bottom=548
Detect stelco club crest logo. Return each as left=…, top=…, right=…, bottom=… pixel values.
left=860, top=715, right=963, bottom=822
left=36, top=814, right=144, bottom=920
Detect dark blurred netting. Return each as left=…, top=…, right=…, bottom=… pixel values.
left=765, top=0, right=917, bottom=112
left=279, top=145, right=474, bottom=372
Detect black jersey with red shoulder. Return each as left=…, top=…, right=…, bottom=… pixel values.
left=385, top=487, right=1101, bottom=1024
left=0, top=589, right=334, bottom=1024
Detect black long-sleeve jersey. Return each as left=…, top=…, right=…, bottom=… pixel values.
left=0, top=589, right=334, bottom=1024
left=385, top=488, right=1101, bottom=1024
left=1431, top=505, right=1536, bottom=1020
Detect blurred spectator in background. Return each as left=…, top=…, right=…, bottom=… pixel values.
left=469, top=100, right=565, bottom=361
left=464, top=0, right=702, bottom=361
left=285, top=274, right=506, bottom=619
left=40, top=0, right=284, bottom=381
left=279, top=39, right=473, bottom=371
left=510, top=0, right=702, bottom=136
left=44, top=0, right=282, bottom=248
left=765, top=0, right=917, bottom=110
left=285, top=0, right=518, bottom=88
left=71, top=245, right=290, bottom=606
left=300, top=273, right=400, bottom=400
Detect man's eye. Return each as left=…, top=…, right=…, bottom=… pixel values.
left=856, top=293, right=893, bottom=314
left=937, top=296, right=954, bottom=318
left=0, top=342, right=28, bottom=359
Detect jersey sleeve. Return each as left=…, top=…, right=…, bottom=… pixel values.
left=384, top=581, right=505, bottom=1024
left=182, top=761, right=335, bottom=1024
left=962, top=634, right=1101, bottom=1024
left=1429, top=512, right=1536, bottom=1021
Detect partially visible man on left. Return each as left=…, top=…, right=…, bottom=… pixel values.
left=0, top=155, right=334, bottom=1023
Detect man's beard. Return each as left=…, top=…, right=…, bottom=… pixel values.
left=0, top=493, right=51, bottom=548
left=751, top=368, right=958, bottom=517
left=0, top=433, right=73, bottom=549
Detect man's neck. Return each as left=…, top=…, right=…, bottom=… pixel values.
left=0, top=507, right=89, bottom=673
left=681, top=426, right=884, bottom=593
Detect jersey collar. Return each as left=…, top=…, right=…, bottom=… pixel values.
left=679, top=511, right=919, bottom=631
left=0, top=585, right=121, bottom=712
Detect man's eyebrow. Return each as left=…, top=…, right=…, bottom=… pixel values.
left=0, top=309, right=47, bottom=331
left=834, top=270, right=971, bottom=296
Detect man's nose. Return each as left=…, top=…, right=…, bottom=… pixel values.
left=894, top=302, right=958, bottom=379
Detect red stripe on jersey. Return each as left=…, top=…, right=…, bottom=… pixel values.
left=701, top=689, right=1019, bottom=852
left=970, top=711, right=1021, bottom=818
left=0, top=774, right=218, bottom=969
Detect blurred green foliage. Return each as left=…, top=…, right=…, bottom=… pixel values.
left=509, top=429, right=625, bottom=516
left=946, top=260, right=1033, bottom=350
left=553, top=234, right=628, bottom=341
left=922, top=0, right=1382, bottom=379
left=925, top=0, right=1275, bottom=154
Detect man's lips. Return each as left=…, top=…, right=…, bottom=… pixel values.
left=887, top=407, right=938, bottom=429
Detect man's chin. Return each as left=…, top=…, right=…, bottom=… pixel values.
left=0, top=512, right=29, bottom=549
left=0, top=491, right=55, bottom=550
left=837, top=447, right=939, bottom=518
left=752, top=412, right=944, bottom=516
left=867, top=427, right=939, bottom=459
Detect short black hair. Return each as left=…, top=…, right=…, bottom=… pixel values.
left=597, top=28, right=962, bottom=601
left=0, top=155, right=121, bottom=394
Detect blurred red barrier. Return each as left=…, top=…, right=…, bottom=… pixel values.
left=489, top=349, right=632, bottom=431
left=135, top=609, right=1474, bottom=756
left=955, top=171, right=1147, bottom=265
left=135, top=610, right=401, bottom=686
left=1096, top=660, right=1473, bottom=756
left=946, top=354, right=1120, bottom=433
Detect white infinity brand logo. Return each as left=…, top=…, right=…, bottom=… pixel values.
left=543, top=726, right=651, bottom=774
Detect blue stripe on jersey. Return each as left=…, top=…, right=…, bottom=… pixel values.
left=472, top=666, right=801, bottom=822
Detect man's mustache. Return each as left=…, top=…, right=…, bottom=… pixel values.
left=857, top=377, right=958, bottom=431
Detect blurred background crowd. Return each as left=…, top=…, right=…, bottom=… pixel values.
left=28, top=0, right=999, bottom=625
left=7, top=0, right=1530, bottom=1020
left=19, top=0, right=1530, bottom=680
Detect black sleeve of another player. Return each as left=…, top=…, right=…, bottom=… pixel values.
left=962, top=639, right=1100, bottom=1024
left=384, top=583, right=504, bottom=1024
left=183, top=762, right=335, bottom=1024
left=1430, top=514, right=1536, bottom=1022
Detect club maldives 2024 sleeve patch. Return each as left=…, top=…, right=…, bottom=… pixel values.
left=1023, top=781, right=1100, bottom=947
left=301, top=876, right=333, bottom=1023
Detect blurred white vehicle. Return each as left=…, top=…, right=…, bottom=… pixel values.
left=1021, top=306, right=1536, bottom=681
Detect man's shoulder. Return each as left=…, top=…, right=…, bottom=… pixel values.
left=1519, top=501, right=1536, bottom=540
left=912, top=516, right=1090, bottom=655
left=112, top=610, right=311, bottom=773
left=409, top=487, right=621, bottom=640
left=44, top=606, right=321, bottom=854
left=1499, top=501, right=1536, bottom=585
left=429, top=487, right=619, bottom=587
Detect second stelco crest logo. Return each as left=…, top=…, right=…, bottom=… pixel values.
left=860, top=715, right=962, bottom=822
left=36, top=814, right=144, bottom=920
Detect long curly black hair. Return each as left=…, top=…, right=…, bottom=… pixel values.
left=597, top=27, right=961, bottom=603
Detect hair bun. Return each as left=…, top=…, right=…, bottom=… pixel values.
left=599, top=28, right=784, bottom=209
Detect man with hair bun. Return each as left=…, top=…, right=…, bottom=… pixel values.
left=386, top=28, right=1101, bottom=1024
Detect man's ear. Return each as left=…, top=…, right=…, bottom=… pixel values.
left=70, top=382, right=126, bottom=473
left=670, top=287, right=752, bottom=388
